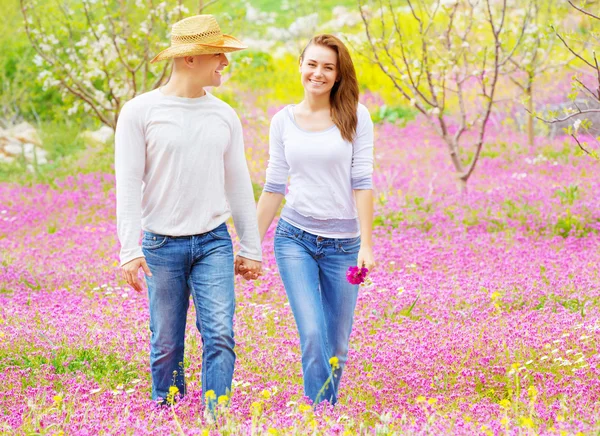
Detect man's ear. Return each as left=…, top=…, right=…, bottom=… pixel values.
left=183, top=55, right=195, bottom=67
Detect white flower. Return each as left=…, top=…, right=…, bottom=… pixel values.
left=33, top=55, right=44, bottom=66
left=440, top=0, right=458, bottom=8
left=573, top=119, right=582, bottom=133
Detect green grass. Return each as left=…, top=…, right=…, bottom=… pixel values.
left=0, top=344, right=137, bottom=388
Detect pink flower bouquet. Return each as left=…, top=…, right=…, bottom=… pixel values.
left=346, top=266, right=369, bottom=285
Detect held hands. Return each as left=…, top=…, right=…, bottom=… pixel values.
left=121, top=257, right=152, bottom=292
left=357, top=244, right=376, bottom=271
left=235, top=255, right=262, bottom=281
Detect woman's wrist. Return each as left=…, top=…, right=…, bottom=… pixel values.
left=360, top=240, right=373, bottom=249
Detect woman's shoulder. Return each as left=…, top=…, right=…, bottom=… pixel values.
left=356, top=103, right=372, bottom=121
left=270, top=105, right=294, bottom=127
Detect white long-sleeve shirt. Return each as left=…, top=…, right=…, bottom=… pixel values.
left=115, top=89, right=261, bottom=266
left=263, top=103, right=374, bottom=238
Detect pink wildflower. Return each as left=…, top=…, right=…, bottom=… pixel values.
left=346, top=266, right=369, bottom=285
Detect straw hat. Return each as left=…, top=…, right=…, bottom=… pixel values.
left=150, top=15, right=247, bottom=63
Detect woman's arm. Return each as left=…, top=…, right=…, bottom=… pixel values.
left=257, top=191, right=285, bottom=242
left=354, top=189, right=375, bottom=270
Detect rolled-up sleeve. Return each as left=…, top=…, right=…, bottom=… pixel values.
left=351, top=105, right=374, bottom=190
left=264, top=112, right=289, bottom=194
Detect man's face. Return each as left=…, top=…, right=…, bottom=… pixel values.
left=193, top=53, right=229, bottom=87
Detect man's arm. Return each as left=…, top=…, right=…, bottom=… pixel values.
left=223, top=111, right=262, bottom=278
left=115, top=101, right=150, bottom=291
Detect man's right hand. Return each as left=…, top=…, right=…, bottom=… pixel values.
left=121, top=257, right=152, bottom=292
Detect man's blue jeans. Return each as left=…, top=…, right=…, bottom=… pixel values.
left=274, top=219, right=360, bottom=405
left=142, top=222, right=235, bottom=406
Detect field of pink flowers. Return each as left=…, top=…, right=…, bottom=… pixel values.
left=1, top=109, right=599, bottom=434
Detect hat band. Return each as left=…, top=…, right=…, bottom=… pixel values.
left=171, top=29, right=222, bottom=45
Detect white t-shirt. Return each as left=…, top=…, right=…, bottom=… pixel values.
left=264, top=103, right=374, bottom=238
left=115, top=89, right=261, bottom=266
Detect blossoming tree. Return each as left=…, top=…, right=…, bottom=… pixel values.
left=19, top=0, right=215, bottom=130
left=542, top=0, right=600, bottom=159
left=358, top=0, right=531, bottom=190
left=504, top=0, right=573, bottom=148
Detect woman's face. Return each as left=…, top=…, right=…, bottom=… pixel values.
left=299, top=44, right=339, bottom=97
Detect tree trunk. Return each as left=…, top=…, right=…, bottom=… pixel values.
left=526, top=78, right=534, bottom=149
left=456, top=176, right=468, bottom=194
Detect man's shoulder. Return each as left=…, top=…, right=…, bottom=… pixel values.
left=122, top=89, right=160, bottom=112
left=125, top=89, right=160, bottom=106
left=206, top=93, right=238, bottom=116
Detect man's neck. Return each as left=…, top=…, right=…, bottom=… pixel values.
left=161, top=75, right=207, bottom=98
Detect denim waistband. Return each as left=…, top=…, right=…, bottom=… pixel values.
left=277, top=219, right=360, bottom=244
left=143, top=222, right=227, bottom=239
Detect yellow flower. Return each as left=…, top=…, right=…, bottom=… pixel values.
left=427, top=398, right=438, bottom=405
left=416, top=395, right=426, bottom=403
left=251, top=401, right=262, bottom=415
left=53, top=395, right=63, bottom=405
left=556, top=414, right=564, bottom=422
left=298, top=404, right=312, bottom=413
left=500, top=417, right=509, bottom=425
left=490, top=292, right=501, bottom=300
left=261, top=389, right=271, bottom=399
left=527, top=385, right=538, bottom=397
left=480, top=425, right=493, bottom=436
left=267, top=429, right=278, bottom=435
left=166, top=386, right=179, bottom=405
left=218, top=395, right=229, bottom=405
left=519, top=416, right=534, bottom=428
left=204, top=390, right=216, bottom=401
left=329, top=356, right=340, bottom=370
left=499, top=399, right=511, bottom=409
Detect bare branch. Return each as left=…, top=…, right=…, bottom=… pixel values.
left=567, top=0, right=600, bottom=21
left=571, top=134, right=592, bottom=155
left=553, top=26, right=596, bottom=69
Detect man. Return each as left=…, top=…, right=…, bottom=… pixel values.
left=115, top=14, right=262, bottom=409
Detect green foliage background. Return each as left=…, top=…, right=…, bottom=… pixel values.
left=0, top=0, right=594, bottom=182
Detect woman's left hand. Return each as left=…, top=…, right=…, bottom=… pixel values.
left=357, top=245, right=376, bottom=271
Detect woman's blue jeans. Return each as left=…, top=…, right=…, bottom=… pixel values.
left=274, top=219, right=360, bottom=405
left=142, top=222, right=235, bottom=407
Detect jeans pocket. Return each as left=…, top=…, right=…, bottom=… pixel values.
left=142, top=233, right=169, bottom=250
left=275, top=221, right=296, bottom=239
left=338, top=237, right=361, bottom=254
left=209, top=223, right=231, bottom=241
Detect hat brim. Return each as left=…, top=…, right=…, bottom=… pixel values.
left=150, top=34, right=247, bottom=63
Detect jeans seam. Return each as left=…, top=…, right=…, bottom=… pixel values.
left=142, top=236, right=169, bottom=250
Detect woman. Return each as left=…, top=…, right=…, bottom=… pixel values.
left=252, top=34, right=375, bottom=405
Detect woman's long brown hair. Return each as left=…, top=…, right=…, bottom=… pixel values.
left=300, top=34, right=359, bottom=143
